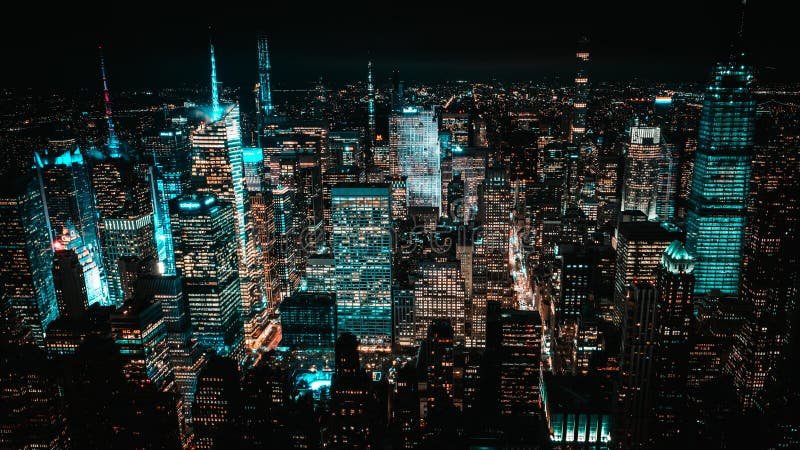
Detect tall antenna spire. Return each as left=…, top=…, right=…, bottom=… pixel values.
left=98, top=45, right=120, bottom=154
left=209, top=27, right=221, bottom=119
left=738, top=0, right=747, bottom=38
left=367, top=59, right=376, bottom=147
left=731, top=0, right=747, bottom=60
left=257, top=33, right=274, bottom=116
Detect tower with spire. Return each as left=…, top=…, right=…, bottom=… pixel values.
left=570, top=36, right=590, bottom=145
left=257, top=33, right=274, bottom=117
left=685, top=0, right=754, bottom=296
left=367, top=60, right=376, bottom=147
left=209, top=29, right=221, bottom=120
left=98, top=45, right=120, bottom=155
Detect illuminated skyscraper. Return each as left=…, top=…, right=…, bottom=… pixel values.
left=242, top=148, right=280, bottom=312
left=477, top=168, right=513, bottom=308
left=685, top=43, right=754, bottom=295
left=487, top=304, right=543, bottom=416
left=102, top=207, right=157, bottom=306
left=654, top=143, right=679, bottom=222
left=280, top=292, right=337, bottom=349
left=191, top=103, right=265, bottom=347
left=273, top=185, right=299, bottom=301
left=654, top=241, right=694, bottom=439
left=329, top=131, right=362, bottom=167
left=305, top=252, right=335, bottom=293
left=0, top=175, right=58, bottom=346
left=170, top=194, right=243, bottom=357
left=146, top=128, right=191, bottom=276
left=727, top=187, right=799, bottom=408
left=414, top=259, right=468, bottom=345
left=613, top=221, right=681, bottom=325
left=558, top=243, right=591, bottom=324
left=570, top=37, right=590, bottom=144
left=193, top=355, right=242, bottom=449
left=332, top=185, right=392, bottom=347
left=390, top=176, right=408, bottom=222
left=322, top=165, right=360, bottom=243
left=621, top=126, right=661, bottom=219
left=148, top=166, right=176, bottom=276
left=136, top=275, right=203, bottom=445
left=34, top=149, right=109, bottom=305
left=90, top=155, right=154, bottom=304
left=390, top=106, right=441, bottom=212
left=91, top=157, right=150, bottom=220
left=111, top=295, right=173, bottom=391
left=451, top=147, right=487, bottom=222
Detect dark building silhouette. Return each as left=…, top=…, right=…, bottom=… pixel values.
left=280, top=291, right=337, bottom=349
left=193, top=355, right=242, bottom=449
left=53, top=248, right=89, bottom=319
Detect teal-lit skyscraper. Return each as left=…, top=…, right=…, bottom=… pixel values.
left=146, top=128, right=191, bottom=276
left=34, top=148, right=110, bottom=305
left=332, top=185, right=392, bottom=347
left=685, top=44, right=754, bottom=296
left=0, top=174, right=58, bottom=346
left=170, top=193, right=243, bottom=357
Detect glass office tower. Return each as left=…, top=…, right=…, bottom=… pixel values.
left=685, top=51, right=754, bottom=295
left=34, top=149, right=110, bottom=305
left=332, top=185, right=392, bottom=348
left=0, top=175, right=58, bottom=346
left=621, top=126, right=661, bottom=219
left=390, top=106, right=441, bottom=212
left=191, top=104, right=265, bottom=347
left=170, top=194, right=243, bottom=357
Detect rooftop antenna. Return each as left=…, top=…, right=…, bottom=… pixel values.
left=257, top=32, right=274, bottom=116
left=209, top=26, right=221, bottom=119
left=98, top=45, right=120, bottom=154
left=367, top=59, right=376, bottom=147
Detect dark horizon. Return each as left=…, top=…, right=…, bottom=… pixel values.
left=2, top=1, right=796, bottom=90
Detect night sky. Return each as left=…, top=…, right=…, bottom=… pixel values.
left=2, top=1, right=794, bottom=89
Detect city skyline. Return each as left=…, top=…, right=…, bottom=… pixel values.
left=1, top=2, right=798, bottom=449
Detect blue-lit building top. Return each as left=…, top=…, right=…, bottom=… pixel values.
left=685, top=51, right=754, bottom=296
left=34, top=148, right=109, bottom=304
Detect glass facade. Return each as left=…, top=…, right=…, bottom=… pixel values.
left=0, top=176, right=58, bottom=347
left=414, top=260, right=468, bottom=345
left=390, top=107, right=441, bottom=212
left=146, top=129, right=191, bottom=276
left=685, top=58, right=754, bottom=295
left=102, top=211, right=157, bottom=306
left=191, top=104, right=266, bottom=347
left=170, top=194, right=243, bottom=357
left=332, top=185, right=392, bottom=347
left=621, top=126, right=661, bottom=219
left=34, top=149, right=109, bottom=305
